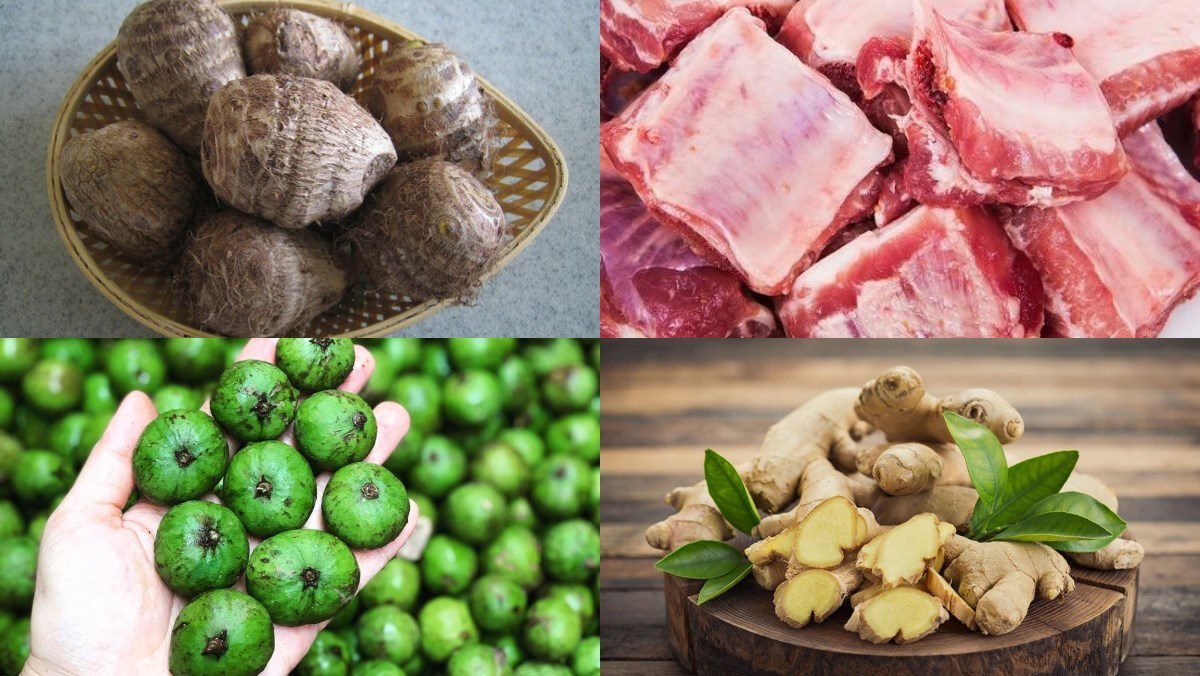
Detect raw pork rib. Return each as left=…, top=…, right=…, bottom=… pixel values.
left=602, top=9, right=893, bottom=296
left=897, top=6, right=1126, bottom=208
left=1007, top=0, right=1200, bottom=137
left=778, top=206, right=1044, bottom=338
left=1004, top=125, right=1200, bottom=338
left=600, top=152, right=777, bottom=338
left=600, top=0, right=796, bottom=72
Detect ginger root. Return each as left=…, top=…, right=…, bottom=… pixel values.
left=1066, top=537, right=1144, bottom=570
left=856, top=514, right=954, bottom=588
left=788, top=497, right=880, bottom=573
left=745, top=524, right=797, bottom=566
left=858, top=442, right=971, bottom=496
left=871, top=485, right=978, bottom=532
left=757, top=458, right=858, bottom=539
left=752, top=561, right=789, bottom=591
left=924, top=568, right=977, bottom=631
left=856, top=366, right=1023, bottom=445
left=645, top=481, right=734, bottom=551
left=942, top=535, right=1074, bottom=636
left=850, top=584, right=883, bottom=607
left=844, top=586, right=949, bottom=644
left=774, top=562, right=863, bottom=629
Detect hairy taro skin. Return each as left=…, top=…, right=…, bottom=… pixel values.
left=169, top=589, right=274, bottom=676
left=132, top=409, right=228, bottom=505
left=219, top=440, right=316, bottom=538
left=246, top=529, right=361, bottom=626
left=201, top=74, right=397, bottom=229
left=154, top=500, right=249, bottom=596
left=275, top=337, right=356, bottom=391
left=294, top=390, right=377, bottom=471
left=211, top=359, right=298, bottom=441
left=322, top=462, right=410, bottom=549
left=363, top=42, right=497, bottom=179
left=243, top=9, right=361, bottom=90
left=345, top=159, right=507, bottom=304
left=59, top=121, right=200, bottom=267
left=116, top=0, right=245, bottom=153
left=180, top=210, right=352, bottom=336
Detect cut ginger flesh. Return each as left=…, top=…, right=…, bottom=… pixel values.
left=856, top=513, right=952, bottom=587
left=775, top=568, right=846, bottom=628
left=853, top=586, right=946, bottom=643
left=792, top=497, right=872, bottom=569
left=746, top=524, right=798, bottom=565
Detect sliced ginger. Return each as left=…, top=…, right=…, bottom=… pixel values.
left=856, top=513, right=952, bottom=588
left=745, top=523, right=798, bottom=566
left=774, top=562, right=862, bottom=629
left=850, top=583, right=883, bottom=608
left=752, top=561, right=788, bottom=591
left=924, top=568, right=977, bottom=631
left=789, top=496, right=878, bottom=571
left=845, top=585, right=949, bottom=644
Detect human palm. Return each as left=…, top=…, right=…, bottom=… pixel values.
left=25, top=339, right=415, bottom=675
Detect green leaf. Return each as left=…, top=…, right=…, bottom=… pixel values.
left=991, top=511, right=1112, bottom=543
left=974, top=451, right=1078, bottom=538
left=697, top=560, right=753, bottom=605
left=943, top=412, right=1009, bottom=535
left=654, top=540, right=745, bottom=580
left=704, top=449, right=760, bottom=534
left=1021, top=491, right=1126, bottom=553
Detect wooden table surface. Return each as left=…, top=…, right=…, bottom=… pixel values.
left=599, top=340, right=1200, bottom=675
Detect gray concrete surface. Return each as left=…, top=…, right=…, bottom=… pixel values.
left=0, top=0, right=599, bottom=337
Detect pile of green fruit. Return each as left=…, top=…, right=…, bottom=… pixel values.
left=0, top=338, right=600, bottom=676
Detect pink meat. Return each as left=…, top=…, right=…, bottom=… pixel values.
left=778, top=206, right=1044, bottom=338
left=602, top=9, right=893, bottom=295
left=1004, top=125, right=1200, bottom=338
left=600, top=151, right=778, bottom=338
left=1007, top=0, right=1200, bottom=137
left=1193, top=97, right=1200, bottom=170
left=601, top=65, right=664, bottom=121
left=600, top=0, right=796, bottom=72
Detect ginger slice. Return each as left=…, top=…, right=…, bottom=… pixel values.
left=850, top=583, right=883, bottom=608
left=789, top=496, right=878, bottom=571
left=924, top=568, right=977, bottom=631
left=774, top=562, right=862, bottom=629
left=856, top=513, right=951, bottom=588
left=845, top=585, right=949, bottom=644
left=745, top=523, right=798, bottom=566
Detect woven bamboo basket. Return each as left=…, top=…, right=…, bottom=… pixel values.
left=46, top=0, right=568, bottom=337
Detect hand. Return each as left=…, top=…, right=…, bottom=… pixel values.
left=24, top=338, right=416, bottom=675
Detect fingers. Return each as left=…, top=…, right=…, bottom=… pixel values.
left=353, top=500, right=421, bottom=584
left=338, top=345, right=374, bottom=394
left=61, top=392, right=158, bottom=515
left=236, top=338, right=280, bottom=363
left=364, top=401, right=410, bottom=466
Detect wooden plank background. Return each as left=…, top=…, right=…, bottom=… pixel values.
left=599, top=340, right=1200, bottom=675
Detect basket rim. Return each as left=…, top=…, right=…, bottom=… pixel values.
left=45, top=0, right=570, bottom=338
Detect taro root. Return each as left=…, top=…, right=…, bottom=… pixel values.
left=344, top=159, right=507, bottom=304
left=116, top=0, right=246, bottom=153
left=59, top=120, right=200, bottom=268
left=179, top=210, right=352, bottom=336
left=243, top=9, right=361, bottom=90
left=363, top=42, right=497, bottom=179
left=201, top=74, right=397, bottom=229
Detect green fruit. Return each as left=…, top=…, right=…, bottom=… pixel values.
left=522, top=598, right=581, bottom=662
left=589, top=396, right=599, bottom=417
left=447, top=643, right=508, bottom=676
left=541, top=366, right=597, bottom=413
left=512, top=402, right=551, bottom=435
left=362, top=348, right=396, bottom=405
left=0, top=389, right=13, bottom=430
left=0, top=340, right=38, bottom=383
left=452, top=414, right=504, bottom=454
left=22, top=359, right=83, bottom=414
left=0, top=618, right=30, bottom=675
left=469, top=574, right=528, bottom=634
left=323, top=463, right=410, bottom=549
left=406, top=435, right=466, bottom=499
left=497, top=355, right=537, bottom=413
left=360, top=558, right=421, bottom=610
left=0, top=433, right=22, bottom=483
left=444, top=483, right=508, bottom=545
left=590, top=468, right=600, bottom=522
left=448, top=338, right=516, bottom=370
left=41, top=338, right=96, bottom=372
left=82, top=372, right=118, bottom=415
left=220, top=440, right=316, bottom=537
left=326, top=594, right=361, bottom=630
left=276, top=338, right=356, bottom=391
left=471, top=441, right=530, bottom=498
left=509, top=497, right=540, bottom=531
left=443, top=370, right=502, bottom=427
left=542, top=583, right=596, bottom=629
left=420, top=343, right=451, bottom=379
left=224, top=340, right=247, bottom=367
left=589, top=342, right=599, bottom=370
left=419, top=596, right=478, bottom=663
left=76, top=413, right=110, bottom=467
left=169, top=589, right=274, bottom=676
left=543, top=520, right=600, bottom=583
left=48, top=412, right=91, bottom=461
left=522, top=339, right=584, bottom=376
left=295, top=391, right=377, bottom=471
left=530, top=456, right=590, bottom=521
left=106, top=339, right=167, bottom=394
left=380, top=338, right=424, bottom=373
left=12, top=450, right=75, bottom=506
left=483, top=526, right=542, bottom=590
left=0, top=612, right=12, bottom=638
left=352, top=660, right=404, bottom=676
left=132, top=410, right=227, bottom=505
left=0, top=501, right=24, bottom=537
left=422, top=535, right=478, bottom=595
left=154, top=501, right=249, bottom=596
left=488, top=633, right=524, bottom=668
left=545, top=414, right=599, bottom=463
left=164, top=338, right=227, bottom=384
left=13, top=406, right=50, bottom=448
left=410, top=492, right=438, bottom=528
left=571, top=636, right=600, bottom=676
left=297, top=630, right=352, bottom=676
left=246, top=529, right=360, bottom=626
left=496, top=428, right=545, bottom=467
left=401, top=652, right=426, bottom=676
left=357, top=605, right=420, bottom=664
left=211, top=360, right=298, bottom=441
left=26, top=513, right=47, bottom=541
left=514, top=663, right=571, bottom=676
left=153, top=385, right=204, bottom=412
left=383, top=426, right=423, bottom=477
left=0, top=537, right=37, bottom=610
left=390, top=374, right=442, bottom=432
